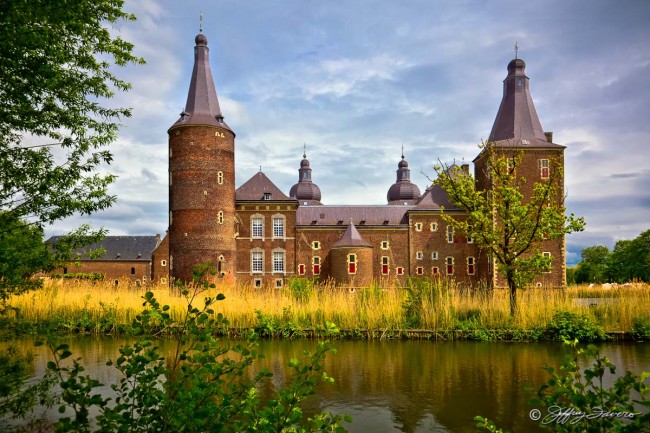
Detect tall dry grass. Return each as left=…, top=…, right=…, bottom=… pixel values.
left=4, top=277, right=650, bottom=333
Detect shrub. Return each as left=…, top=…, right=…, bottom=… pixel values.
left=545, top=311, right=608, bottom=342
left=476, top=342, right=650, bottom=433
left=630, top=316, right=650, bottom=341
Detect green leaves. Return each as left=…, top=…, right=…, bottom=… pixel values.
left=45, top=286, right=350, bottom=432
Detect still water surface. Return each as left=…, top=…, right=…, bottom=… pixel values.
left=11, top=337, right=650, bottom=432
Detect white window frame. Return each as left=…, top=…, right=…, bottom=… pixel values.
left=272, top=249, right=285, bottom=274
left=416, top=251, right=424, bottom=260
left=251, top=215, right=264, bottom=239
left=415, top=222, right=423, bottom=232
left=311, top=241, right=321, bottom=250
left=251, top=249, right=264, bottom=274
left=430, top=222, right=438, bottom=232
left=272, top=214, right=285, bottom=238
left=381, top=256, right=389, bottom=275
left=447, top=225, right=454, bottom=243
left=467, top=256, right=476, bottom=275
left=381, top=241, right=390, bottom=250
left=217, top=171, right=224, bottom=185
left=446, top=257, right=454, bottom=275
left=431, top=251, right=438, bottom=260
left=539, top=159, right=550, bottom=179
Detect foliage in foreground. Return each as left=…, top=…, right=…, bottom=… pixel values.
left=41, top=287, right=350, bottom=433
left=475, top=342, right=650, bottom=433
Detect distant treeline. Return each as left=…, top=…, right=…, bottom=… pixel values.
left=568, top=229, right=650, bottom=284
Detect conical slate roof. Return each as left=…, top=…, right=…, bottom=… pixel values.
left=170, top=32, right=232, bottom=132
left=332, top=221, right=372, bottom=248
left=488, top=58, right=560, bottom=148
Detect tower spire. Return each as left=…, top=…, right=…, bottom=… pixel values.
left=488, top=56, right=549, bottom=145
left=514, top=41, right=519, bottom=59
left=170, top=30, right=232, bottom=131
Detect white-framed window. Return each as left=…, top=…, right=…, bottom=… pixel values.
left=543, top=252, right=552, bottom=273
left=218, top=211, right=224, bottom=224
left=275, top=278, right=283, bottom=288
left=217, top=171, right=224, bottom=185
left=272, top=215, right=285, bottom=238
left=381, top=241, right=390, bottom=250
left=446, top=257, right=454, bottom=275
left=311, top=241, right=321, bottom=250
left=396, top=267, right=404, bottom=275
left=298, top=264, right=305, bottom=275
left=539, top=159, right=549, bottom=179
left=312, top=256, right=320, bottom=275
left=430, top=222, right=438, bottom=232
left=253, top=278, right=262, bottom=288
left=416, top=267, right=424, bottom=275
left=447, top=225, right=454, bottom=243
left=432, top=267, right=439, bottom=275
left=381, top=256, right=389, bottom=275
left=251, top=215, right=263, bottom=238
left=467, top=256, right=475, bottom=275
left=416, top=251, right=424, bottom=260
left=431, top=251, right=438, bottom=260
left=251, top=250, right=263, bottom=274
left=161, top=260, right=167, bottom=267
left=273, top=250, right=285, bottom=273
left=415, top=222, right=423, bottom=232
left=348, top=254, right=357, bottom=274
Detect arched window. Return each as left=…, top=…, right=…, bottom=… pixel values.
left=217, top=171, right=224, bottom=185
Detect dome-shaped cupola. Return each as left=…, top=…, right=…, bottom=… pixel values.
left=387, top=150, right=421, bottom=205
left=289, top=146, right=322, bottom=205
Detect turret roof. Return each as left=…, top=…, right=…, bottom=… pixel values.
left=170, top=32, right=232, bottom=132
left=332, top=221, right=372, bottom=248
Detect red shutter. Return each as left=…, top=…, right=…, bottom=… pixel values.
left=298, top=264, right=305, bottom=275
left=349, top=263, right=356, bottom=274
left=313, top=264, right=320, bottom=275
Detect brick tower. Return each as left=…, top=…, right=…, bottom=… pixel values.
left=168, top=31, right=236, bottom=284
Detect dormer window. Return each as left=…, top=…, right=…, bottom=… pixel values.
left=263, top=193, right=271, bottom=200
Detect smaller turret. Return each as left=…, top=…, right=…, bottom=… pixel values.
left=387, top=150, right=421, bottom=205
left=289, top=146, right=322, bottom=205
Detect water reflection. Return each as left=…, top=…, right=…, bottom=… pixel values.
left=4, top=337, right=650, bottom=433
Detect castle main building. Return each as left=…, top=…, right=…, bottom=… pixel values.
left=153, top=31, right=566, bottom=289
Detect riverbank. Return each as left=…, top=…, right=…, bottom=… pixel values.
left=3, top=278, right=650, bottom=341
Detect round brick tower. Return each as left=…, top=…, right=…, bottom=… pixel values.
left=168, top=32, right=236, bottom=284
left=330, top=221, right=374, bottom=287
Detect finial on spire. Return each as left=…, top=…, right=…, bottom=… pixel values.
left=199, top=11, right=203, bottom=33
left=514, top=41, right=519, bottom=59
left=401, top=144, right=405, bottom=159
left=303, top=143, right=307, bottom=159
left=259, top=165, right=262, bottom=172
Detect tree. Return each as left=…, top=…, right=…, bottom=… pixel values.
left=605, top=230, right=650, bottom=283
left=0, top=0, right=144, bottom=296
left=575, top=245, right=609, bottom=284
left=434, top=143, right=585, bottom=316
left=0, top=0, right=144, bottom=234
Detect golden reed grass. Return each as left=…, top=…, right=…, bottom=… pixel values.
left=5, top=278, right=650, bottom=333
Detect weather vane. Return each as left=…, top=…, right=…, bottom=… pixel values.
left=401, top=143, right=405, bottom=159
left=200, top=11, right=203, bottom=33
left=514, top=41, right=519, bottom=59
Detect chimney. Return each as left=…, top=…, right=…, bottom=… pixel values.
left=544, top=131, right=553, bottom=143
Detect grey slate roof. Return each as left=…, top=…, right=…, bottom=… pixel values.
left=46, top=236, right=160, bottom=261
left=296, top=205, right=411, bottom=226
left=488, top=58, right=562, bottom=149
left=236, top=171, right=296, bottom=202
left=169, top=33, right=232, bottom=132
left=332, top=222, right=372, bottom=248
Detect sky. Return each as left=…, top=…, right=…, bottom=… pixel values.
left=44, top=0, right=650, bottom=266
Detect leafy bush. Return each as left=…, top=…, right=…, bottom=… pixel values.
left=630, top=316, right=650, bottom=341
left=285, top=277, right=316, bottom=304
left=545, top=311, right=608, bottom=342
left=476, top=342, right=650, bottom=433
left=45, top=289, right=350, bottom=432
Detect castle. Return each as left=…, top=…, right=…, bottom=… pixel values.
left=50, top=30, right=565, bottom=289
left=144, top=29, right=567, bottom=289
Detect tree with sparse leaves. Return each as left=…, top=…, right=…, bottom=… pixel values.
left=0, top=0, right=144, bottom=295
left=434, top=142, right=585, bottom=316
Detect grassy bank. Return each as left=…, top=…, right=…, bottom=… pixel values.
left=3, top=278, right=650, bottom=340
